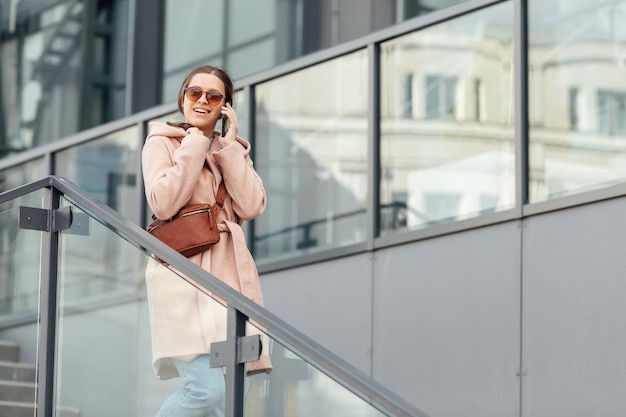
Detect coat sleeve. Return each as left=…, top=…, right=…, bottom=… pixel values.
left=212, top=138, right=266, bottom=221
left=142, top=133, right=212, bottom=219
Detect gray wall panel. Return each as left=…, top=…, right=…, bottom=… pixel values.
left=261, top=253, right=374, bottom=374
left=372, top=221, right=522, bottom=417
left=522, top=196, right=626, bottom=417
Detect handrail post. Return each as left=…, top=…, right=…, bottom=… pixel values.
left=224, top=306, right=246, bottom=417
left=36, top=186, right=62, bottom=417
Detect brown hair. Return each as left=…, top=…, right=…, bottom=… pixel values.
left=175, top=65, right=233, bottom=113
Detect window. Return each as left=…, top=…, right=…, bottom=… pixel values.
left=474, top=78, right=483, bottom=122
left=0, top=0, right=128, bottom=152
left=254, top=50, right=369, bottom=263
left=569, top=87, right=579, bottom=131
left=425, top=75, right=458, bottom=120
left=404, top=73, right=414, bottom=118
left=528, top=1, right=626, bottom=201
left=598, top=90, right=626, bottom=135
left=380, top=2, right=515, bottom=235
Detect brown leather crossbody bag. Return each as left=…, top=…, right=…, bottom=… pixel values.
left=147, top=182, right=227, bottom=258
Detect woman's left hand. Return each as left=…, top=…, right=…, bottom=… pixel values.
left=220, top=103, right=239, bottom=146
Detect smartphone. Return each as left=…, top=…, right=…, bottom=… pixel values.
left=221, top=97, right=233, bottom=137
left=221, top=115, right=228, bottom=137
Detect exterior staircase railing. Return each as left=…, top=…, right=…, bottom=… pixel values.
left=0, top=175, right=429, bottom=417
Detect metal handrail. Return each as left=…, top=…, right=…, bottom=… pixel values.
left=0, top=175, right=429, bottom=417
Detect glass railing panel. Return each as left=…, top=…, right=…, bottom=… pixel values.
left=528, top=0, right=626, bottom=202
left=53, top=197, right=144, bottom=307
left=0, top=190, right=43, bottom=417
left=53, top=197, right=401, bottom=417
left=54, top=198, right=152, bottom=416
left=54, top=126, right=142, bottom=223
left=379, top=1, right=515, bottom=236
left=55, top=196, right=258, bottom=417
left=0, top=190, right=44, bottom=321
left=245, top=325, right=388, bottom=417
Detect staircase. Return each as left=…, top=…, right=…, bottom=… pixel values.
left=0, top=340, right=80, bottom=417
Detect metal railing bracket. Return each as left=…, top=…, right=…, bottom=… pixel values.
left=18, top=206, right=72, bottom=232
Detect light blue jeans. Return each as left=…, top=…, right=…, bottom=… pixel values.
left=155, top=354, right=225, bottom=417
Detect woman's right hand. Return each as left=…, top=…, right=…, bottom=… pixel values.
left=185, top=126, right=203, bottom=136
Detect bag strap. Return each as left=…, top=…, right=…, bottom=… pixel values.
left=212, top=181, right=227, bottom=215
left=149, top=182, right=228, bottom=223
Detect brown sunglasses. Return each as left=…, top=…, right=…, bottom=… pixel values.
left=184, top=87, right=224, bottom=105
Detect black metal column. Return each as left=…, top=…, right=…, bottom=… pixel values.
left=35, top=187, right=62, bottom=417
left=224, top=307, right=247, bottom=417
left=130, top=0, right=164, bottom=113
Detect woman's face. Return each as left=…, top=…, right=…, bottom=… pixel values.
left=183, top=73, right=225, bottom=133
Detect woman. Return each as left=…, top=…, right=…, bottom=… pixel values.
left=142, top=65, right=272, bottom=417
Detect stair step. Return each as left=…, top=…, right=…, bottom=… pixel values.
left=0, top=341, right=19, bottom=363
left=0, top=400, right=81, bottom=417
left=0, top=400, right=34, bottom=417
left=0, top=361, right=36, bottom=382
left=0, top=380, right=35, bottom=402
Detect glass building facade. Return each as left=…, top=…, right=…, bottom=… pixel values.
left=2, top=0, right=626, bottom=264
left=2, top=1, right=626, bottom=414
left=0, top=0, right=465, bottom=156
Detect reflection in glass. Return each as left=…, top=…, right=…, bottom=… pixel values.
left=55, top=126, right=141, bottom=222
left=380, top=1, right=515, bottom=235
left=245, top=324, right=386, bottom=417
left=528, top=0, right=626, bottom=201
left=0, top=0, right=128, bottom=150
left=254, top=50, right=369, bottom=262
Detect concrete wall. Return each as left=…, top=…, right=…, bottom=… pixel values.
left=261, top=195, right=626, bottom=417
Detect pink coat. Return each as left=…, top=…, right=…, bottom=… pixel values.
left=142, top=121, right=272, bottom=379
